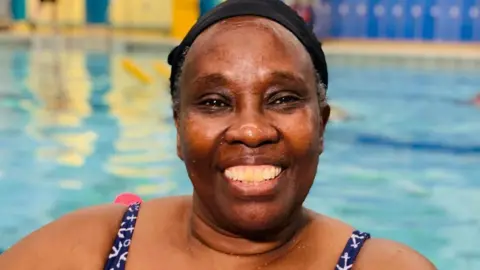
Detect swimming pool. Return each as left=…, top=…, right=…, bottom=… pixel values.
left=0, top=47, right=479, bottom=268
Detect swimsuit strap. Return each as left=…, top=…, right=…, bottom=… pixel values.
left=334, top=230, right=371, bottom=270
left=104, top=206, right=368, bottom=270
left=104, top=202, right=142, bottom=270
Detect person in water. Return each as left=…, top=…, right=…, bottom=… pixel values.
left=0, top=0, right=436, bottom=269
left=472, top=93, right=480, bottom=107
left=329, top=104, right=353, bottom=122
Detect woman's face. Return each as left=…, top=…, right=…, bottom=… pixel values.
left=175, top=17, right=329, bottom=234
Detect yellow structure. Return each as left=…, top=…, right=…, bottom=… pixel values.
left=26, top=0, right=85, bottom=25
left=109, top=0, right=172, bottom=30
left=23, top=0, right=173, bottom=30
left=171, top=0, right=199, bottom=39
left=20, top=0, right=203, bottom=40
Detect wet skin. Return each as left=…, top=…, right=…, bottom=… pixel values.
left=0, top=17, right=436, bottom=270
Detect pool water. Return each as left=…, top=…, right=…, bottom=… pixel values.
left=0, top=48, right=479, bottom=268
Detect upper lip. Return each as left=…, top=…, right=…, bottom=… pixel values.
left=217, top=155, right=287, bottom=172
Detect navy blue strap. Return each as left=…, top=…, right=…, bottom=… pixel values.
left=334, top=230, right=371, bottom=270
left=104, top=202, right=141, bottom=270
left=103, top=208, right=368, bottom=270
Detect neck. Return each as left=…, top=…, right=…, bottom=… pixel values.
left=188, top=194, right=311, bottom=256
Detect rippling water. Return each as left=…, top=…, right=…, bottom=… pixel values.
left=0, top=49, right=478, bottom=268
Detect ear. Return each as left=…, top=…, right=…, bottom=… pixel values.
left=174, top=111, right=184, bottom=161
left=318, top=103, right=330, bottom=154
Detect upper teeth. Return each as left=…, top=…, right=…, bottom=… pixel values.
left=224, top=165, right=282, bottom=182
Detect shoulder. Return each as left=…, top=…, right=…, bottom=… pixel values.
left=303, top=212, right=358, bottom=266
left=141, top=195, right=190, bottom=213
left=354, top=238, right=437, bottom=270
left=132, top=196, right=191, bottom=231
left=306, top=212, right=436, bottom=270
left=308, top=212, right=356, bottom=243
left=0, top=203, right=128, bottom=270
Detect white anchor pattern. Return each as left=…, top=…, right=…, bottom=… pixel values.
left=335, top=230, right=371, bottom=270
left=104, top=202, right=141, bottom=270
left=104, top=203, right=370, bottom=270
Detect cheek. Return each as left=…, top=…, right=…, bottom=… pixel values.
left=280, top=108, right=321, bottom=155
left=179, top=114, right=224, bottom=161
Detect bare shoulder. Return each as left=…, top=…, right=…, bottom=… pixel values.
left=307, top=211, right=356, bottom=242
left=142, top=195, right=191, bottom=213
left=0, top=203, right=128, bottom=270
left=303, top=211, right=358, bottom=266
left=134, top=195, right=191, bottom=230
left=354, top=238, right=437, bottom=270
left=305, top=212, right=436, bottom=269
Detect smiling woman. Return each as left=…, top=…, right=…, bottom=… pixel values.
left=0, top=0, right=437, bottom=270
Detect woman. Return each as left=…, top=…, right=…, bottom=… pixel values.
left=0, top=0, right=436, bottom=269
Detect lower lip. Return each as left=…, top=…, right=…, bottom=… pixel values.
left=222, top=172, right=283, bottom=198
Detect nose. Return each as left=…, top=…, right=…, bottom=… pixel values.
left=224, top=112, right=280, bottom=148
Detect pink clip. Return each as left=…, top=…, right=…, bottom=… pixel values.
left=114, top=192, right=142, bottom=205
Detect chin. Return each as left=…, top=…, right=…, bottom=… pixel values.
left=221, top=200, right=295, bottom=238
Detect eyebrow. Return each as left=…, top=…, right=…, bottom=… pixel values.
left=191, top=71, right=306, bottom=89
left=192, top=73, right=229, bottom=89
left=268, top=71, right=306, bottom=85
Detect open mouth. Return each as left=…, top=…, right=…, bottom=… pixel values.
left=223, top=165, right=283, bottom=183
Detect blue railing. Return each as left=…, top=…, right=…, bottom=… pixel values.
left=312, top=0, right=480, bottom=41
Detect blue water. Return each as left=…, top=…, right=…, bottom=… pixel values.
left=0, top=49, right=479, bottom=268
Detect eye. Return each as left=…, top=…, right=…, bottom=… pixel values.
left=266, top=91, right=306, bottom=112
left=201, top=99, right=228, bottom=108
left=196, top=97, right=231, bottom=114
left=271, top=95, right=300, bottom=105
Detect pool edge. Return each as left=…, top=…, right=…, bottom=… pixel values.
left=0, top=31, right=479, bottom=60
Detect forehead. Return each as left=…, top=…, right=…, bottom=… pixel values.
left=182, top=16, right=314, bottom=84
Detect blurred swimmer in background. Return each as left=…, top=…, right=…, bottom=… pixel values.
left=471, top=93, right=480, bottom=107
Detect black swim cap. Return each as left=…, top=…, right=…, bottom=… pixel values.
left=167, top=0, right=328, bottom=95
